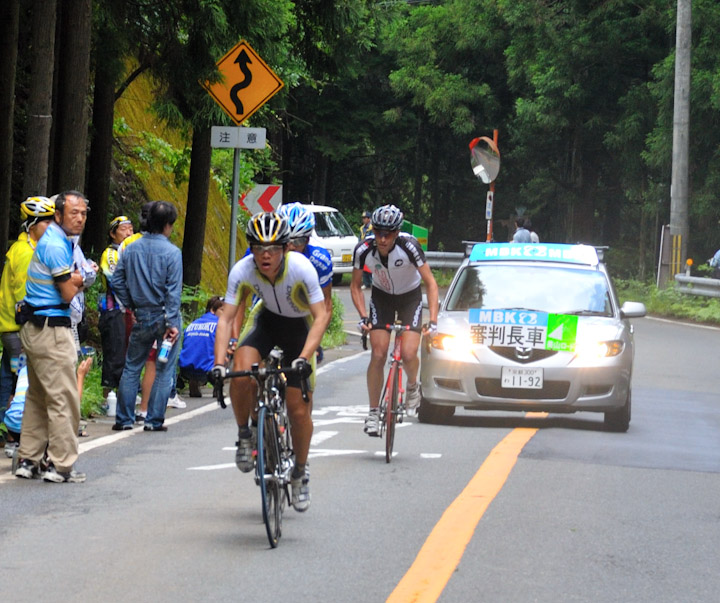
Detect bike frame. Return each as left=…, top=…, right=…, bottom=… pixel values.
left=378, top=323, right=410, bottom=463
left=215, top=348, right=308, bottom=548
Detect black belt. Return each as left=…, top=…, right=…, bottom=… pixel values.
left=29, top=315, right=71, bottom=328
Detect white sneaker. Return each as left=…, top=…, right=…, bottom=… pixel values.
left=291, top=471, right=311, bottom=512
left=406, top=382, right=421, bottom=412
left=364, top=409, right=380, bottom=436
left=167, top=394, right=186, bottom=409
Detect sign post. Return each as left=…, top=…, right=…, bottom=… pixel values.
left=469, top=131, right=500, bottom=242
left=203, top=40, right=284, bottom=273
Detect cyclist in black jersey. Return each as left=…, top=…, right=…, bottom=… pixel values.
left=350, top=204, right=439, bottom=436
left=213, top=212, right=330, bottom=512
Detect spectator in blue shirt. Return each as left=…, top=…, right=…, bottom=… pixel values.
left=111, top=201, right=183, bottom=432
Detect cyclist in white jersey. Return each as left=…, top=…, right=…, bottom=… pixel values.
left=350, top=204, right=439, bottom=436
left=213, top=212, right=330, bottom=512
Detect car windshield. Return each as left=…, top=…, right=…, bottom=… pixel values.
left=313, top=211, right=354, bottom=237
left=445, top=264, right=613, bottom=316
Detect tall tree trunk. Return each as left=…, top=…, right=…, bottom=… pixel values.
left=85, top=68, right=116, bottom=254
left=412, top=118, right=424, bottom=221
left=0, top=0, right=19, bottom=261
left=52, top=0, right=92, bottom=192
left=183, top=126, right=212, bottom=286
left=23, top=0, right=57, bottom=198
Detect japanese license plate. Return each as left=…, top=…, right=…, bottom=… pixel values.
left=342, top=254, right=352, bottom=263
left=501, top=367, right=543, bottom=389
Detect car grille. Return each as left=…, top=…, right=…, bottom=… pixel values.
left=475, top=378, right=570, bottom=400
left=489, top=346, right=559, bottom=364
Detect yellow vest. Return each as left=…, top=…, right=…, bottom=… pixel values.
left=0, top=233, right=36, bottom=332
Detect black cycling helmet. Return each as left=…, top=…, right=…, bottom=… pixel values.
left=246, top=211, right=290, bottom=245
left=371, top=204, right=404, bottom=230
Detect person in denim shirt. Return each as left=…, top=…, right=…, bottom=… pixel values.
left=111, top=201, right=183, bottom=432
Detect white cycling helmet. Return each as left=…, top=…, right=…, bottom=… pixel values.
left=371, top=204, right=404, bottom=230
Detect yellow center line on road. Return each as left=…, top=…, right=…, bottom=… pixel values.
left=387, top=412, right=547, bottom=603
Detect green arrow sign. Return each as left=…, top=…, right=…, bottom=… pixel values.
left=545, top=314, right=578, bottom=352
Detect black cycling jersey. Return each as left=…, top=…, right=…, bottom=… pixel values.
left=353, top=233, right=426, bottom=295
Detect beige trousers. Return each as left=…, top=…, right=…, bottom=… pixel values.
left=18, top=321, right=80, bottom=472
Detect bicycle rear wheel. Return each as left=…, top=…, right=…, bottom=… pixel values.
left=257, top=406, right=282, bottom=548
left=385, top=365, right=399, bottom=463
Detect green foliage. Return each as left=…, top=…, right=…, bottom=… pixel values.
left=114, top=117, right=191, bottom=187
left=81, top=362, right=106, bottom=419
left=614, top=278, right=720, bottom=325
left=322, top=291, right=346, bottom=349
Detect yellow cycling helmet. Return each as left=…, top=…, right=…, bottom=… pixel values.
left=20, top=196, right=55, bottom=220
left=109, top=215, right=132, bottom=234
left=20, top=196, right=55, bottom=231
left=245, top=212, right=290, bottom=245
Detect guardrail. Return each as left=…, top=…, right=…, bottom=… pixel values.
left=674, top=274, right=720, bottom=298
left=425, top=251, right=464, bottom=270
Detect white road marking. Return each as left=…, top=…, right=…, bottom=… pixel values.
left=311, top=431, right=338, bottom=446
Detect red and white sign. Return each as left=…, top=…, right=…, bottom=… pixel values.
left=239, top=184, right=282, bottom=215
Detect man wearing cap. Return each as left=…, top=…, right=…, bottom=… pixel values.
left=359, top=211, right=373, bottom=289
left=0, top=197, right=55, bottom=428
left=98, top=215, right=134, bottom=395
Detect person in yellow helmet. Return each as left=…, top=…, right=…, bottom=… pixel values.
left=0, top=197, right=55, bottom=429
left=98, top=215, right=134, bottom=395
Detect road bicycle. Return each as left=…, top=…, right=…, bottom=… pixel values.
left=364, top=323, right=411, bottom=463
left=214, top=348, right=309, bottom=548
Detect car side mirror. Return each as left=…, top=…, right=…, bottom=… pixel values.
left=620, top=301, right=647, bottom=318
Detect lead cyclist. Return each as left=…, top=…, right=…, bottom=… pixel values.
left=350, top=204, right=439, bottom=436
left=213, top=212, right=330, bottom=512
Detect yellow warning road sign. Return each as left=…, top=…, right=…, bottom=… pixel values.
left=203, top=40, right=284, bottom=125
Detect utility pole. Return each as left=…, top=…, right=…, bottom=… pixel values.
left=669, top=0, right=691, bottom=274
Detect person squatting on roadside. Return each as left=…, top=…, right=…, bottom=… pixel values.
left=0, top=197, right=55, bottom=428
left=111, top=201, right=183, bottom=432
left=350, top=204, right=439, bottom=436
left=14, top=191, right=90, bottom=483
left=213, top=212, right=330, bottom=512
left=178, top=295, right=225, bottom=397
left=98, top=215, right=134, bottom=394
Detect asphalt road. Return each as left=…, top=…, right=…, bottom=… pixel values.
left=1, top=285, right=719, bottom=602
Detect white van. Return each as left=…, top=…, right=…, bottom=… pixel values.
left=303, top=204, right=359, bottom=285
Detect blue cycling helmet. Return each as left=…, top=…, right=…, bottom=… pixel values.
left=278, top=202, right=315, bottom=239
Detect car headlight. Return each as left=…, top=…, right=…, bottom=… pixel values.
left=574, top=339, right=624, bottom=360
left=430, top=333, right=475, bottom=357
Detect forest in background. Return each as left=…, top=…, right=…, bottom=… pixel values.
left=3, top=0, right=720, bottom=286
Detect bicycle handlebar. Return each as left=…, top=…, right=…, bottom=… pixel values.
left=214, top=364, right=310, bottom=408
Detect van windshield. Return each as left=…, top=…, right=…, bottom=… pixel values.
left=314, top=211, right=354, bottom=237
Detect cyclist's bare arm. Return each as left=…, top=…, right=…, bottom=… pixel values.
left=231, top=296, right=248, bottom=341
left=298, top=299, right=331, bottom=362
left=322, top=283, right=333, bottom=315
left=350, top=268, right=371, bottom=331
left=418, top=262, right=439, bottom=324
left=214, top=300, right=239, bottom=367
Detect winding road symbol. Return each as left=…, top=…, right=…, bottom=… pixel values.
left=202, top=40, right=284, bottom=125
left=230, top=49, right=253, bottom=116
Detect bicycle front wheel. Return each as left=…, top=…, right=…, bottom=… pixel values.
left=385, top=365, right=399, bottom=463
left=257, top=406, right=282, bottom=548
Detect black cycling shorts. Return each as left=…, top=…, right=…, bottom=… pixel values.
left=369, top=286, right=423, bottom=333
left=240, top=307, right=310, bottom=388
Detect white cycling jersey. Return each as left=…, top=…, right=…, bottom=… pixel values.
left=353, top=233, right=426, bottom=295
left=225, top=252, right=324, bottom=317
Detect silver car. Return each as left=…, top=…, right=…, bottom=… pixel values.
left=419, top=243, right=646, bottom=431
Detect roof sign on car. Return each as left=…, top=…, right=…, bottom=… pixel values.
left=469, top=243, right=598, bottom=266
